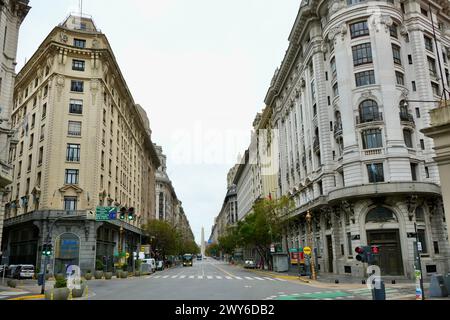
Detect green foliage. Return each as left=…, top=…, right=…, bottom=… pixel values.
left=205, top=243, right=219, bottom=257
left=142, top=220, right=180, bottom=255
left=95, top=259, right=104, bottom=271
left=218, top=227, right=239, bottom=255
left=54, top=278, right=67, bottom=289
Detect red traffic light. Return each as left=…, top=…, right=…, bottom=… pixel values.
left=371, top=246, right=380, bottom=254
left=355, top=246, right=364, bottom=254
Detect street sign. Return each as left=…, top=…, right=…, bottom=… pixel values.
left=303, top=247, right=312, bottom=255
left=417, top=242, right=423, bottom=252
left=126, top=252, right=130, bottom=259
left=96, top=207, right=117, bottom=221
left=270, top=244, right=275, bottom=253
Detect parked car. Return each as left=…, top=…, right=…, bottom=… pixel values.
left=244, top=260, right=256, bottom=269
left=7, top=265, right=18, bottom=278
left=14, top=265, right=35, bottom=279
left=142, top=258, right=156, bottom=273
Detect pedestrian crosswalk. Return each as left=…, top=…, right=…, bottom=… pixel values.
left=146, top=274, right=288, bottom=282
left=0, top=291, right=30, bottom=300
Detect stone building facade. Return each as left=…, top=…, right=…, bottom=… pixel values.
left=0, top=0, right=30, bottom=263
left=1, top=14, right=160, bottom=274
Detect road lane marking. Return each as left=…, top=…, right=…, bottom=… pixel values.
left=153, top=275, right=161, bottom=279
left=179, top=275, right=186, bottom=279
left=275, top=278, right=287, bottom=282
left=254, top=277, right=265, bottom=281
left=189, top=276, right=194, bottom=279
left=234, top=276, right=243, bottom=280
left=245, top=277, right=254, bottom=280
left=264, top=277, right=275, bottom=281
left=216, top=276, right=223, bottom=279
left=162, top=275, right=169, bottom=279
left=198, top=276, right=203, bottom=279
left=171, top=276, right=178, bottom=279
left=225, top=276, right=232, bottom=280
left=207, top=276, right=213, bottom=279
left=208, top=261, right=235, bottom=277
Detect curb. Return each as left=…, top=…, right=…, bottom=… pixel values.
left=8, top=294, right=45, bottom=301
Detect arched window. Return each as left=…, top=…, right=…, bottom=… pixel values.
left=366, top=207, right=398, bottom=223
left=403, top=129, right=413, bottom=148
left=359, top=100, right=381, bottom=123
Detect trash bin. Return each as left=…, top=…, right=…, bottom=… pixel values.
left=429, top=274, right=449, bottom=298
left=37, top=273, right=44, bottom=286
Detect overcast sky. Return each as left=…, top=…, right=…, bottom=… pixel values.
left=17, top=0, right=300, bottom=243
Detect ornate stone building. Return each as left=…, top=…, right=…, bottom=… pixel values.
left=228, top=0, right=450, bottom=279
left=0, top=0, right=30, bottom=264
left=1, top=14, right=160, bottom=273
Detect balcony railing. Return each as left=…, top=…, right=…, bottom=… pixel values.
left=400, top=112, right=415, bottom=125
left=356, top=112, right=383, bottom=125
left=334, top=122, right=343, bottom=137
left=313, top=137, right=320, bottom=152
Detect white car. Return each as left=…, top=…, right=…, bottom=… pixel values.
left=244, top=260, right=256, bottom=269
left=17, top=265, right=35, bottom=279
left=142, top=258, right=156, bottom=273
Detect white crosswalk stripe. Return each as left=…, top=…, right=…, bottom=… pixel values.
left=149, top=274, right=295, bottom=282
left=225, top=276, right=232, bottom=280
left=189, top=276, right=195, bottom=279
left=171, top=275, right=178, bottom=279
left=216, top=276, right=222, bottom=279
left=198, top=276, right=203, bottom=279
left=207, top=276, right=213, bottom=279
left=245, top=277, right=254, bottom=280
left=234, top=276, right=243, bottom=280
left=275, top=278, right=287, bottom=282
left=179, top=275, right=186, bottom=279
left=254, top=277, right=265, bottom=281
left=153, top=275, right=161, bottom=279
left=264, top=277, right=275, bottom=281
left=162, top=275, right=169, bottom=279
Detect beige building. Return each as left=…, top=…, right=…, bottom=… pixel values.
left=1, top=14, right=160, bottom=273
left=0, top=0, right=30, bottom=263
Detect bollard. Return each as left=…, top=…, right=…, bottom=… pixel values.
left=372, top=280, right=386, bottom=301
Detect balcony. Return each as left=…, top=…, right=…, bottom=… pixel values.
left=356, top=112, right=383, bottom=125
left=362, top=148, right=385, bottom=157
left=334, top=122, right=343, bottom=138
left=0, top=160, right=13, bottom=187
left=313, top=137, right=320, bottom=152
left=400, top=112, right=415, bottom=126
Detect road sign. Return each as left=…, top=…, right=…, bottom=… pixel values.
left=96, top=207, right=117, bottom=221
left=126, top=252, right=130, bottom=259
left=270, top=244, right=275, bottom=253
left=303, top=247, right=312, bottom=255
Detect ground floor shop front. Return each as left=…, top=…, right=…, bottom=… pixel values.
left=0, top=211, right=144, bottom=275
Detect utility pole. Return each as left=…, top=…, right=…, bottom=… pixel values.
left=414, top=222, right=425, bottom=300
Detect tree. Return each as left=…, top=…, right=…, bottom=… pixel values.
left=206, top=243, right=219, bottom=257
left=218, top=226, right=239, bottom=255
left=236, top=196, right=294, bottom=270
left=142, top=220, right=179, bottom=257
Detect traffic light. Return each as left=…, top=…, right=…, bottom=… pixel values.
left=128, top=207, right=135, bottom=220
left=120, top=207, right=127, bottom=220
left=371, top=245, right=380, bottom=255
left=355, top=246, right=367, bottom=263
left=42, top=243, right=53, bottom=256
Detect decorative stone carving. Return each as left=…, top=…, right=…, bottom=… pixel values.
left=60, top=31, right=68, bottom=43
left=341, top=201, right=355, bottom=224
left=92, top=38, right=99, bottom=49
left=329, top=0, right=345, bottom=15
left=399, top=25, right=408, bottom=37
left=327, top=23, right=347, bottom=43
left=406, top=195, right=419, bottom=221
left=55, top=75, right=65, bottom=102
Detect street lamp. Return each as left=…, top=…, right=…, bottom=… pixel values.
left=305, top=210, right=317, bottom=280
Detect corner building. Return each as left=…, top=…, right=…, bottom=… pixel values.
left=1, top=15, right=160, bottom=274
left=267, top=0, right=450, bottom=279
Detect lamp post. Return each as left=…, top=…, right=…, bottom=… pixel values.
left=306, top=210, right=317, bottom=280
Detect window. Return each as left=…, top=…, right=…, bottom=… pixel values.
left=366, top=207, right=397, bottom=223
left=27, top=154, right=32, bottom=171
left=395, top=71, right=405, bottom=85
left=352, top=43, right=372, bottom=66
left=64, top=197, right=77, bottom=211
left=424, top=35, right=433, bottom=52
left=31, top=114, right=35, bottom=128
left=443, top=51, right=448, bottom=64
left=421, top=8, right=428, bottom=16
left=362, top=129, right=383, bottom=149
left=29, top=133, right=34, bottom=149
left=74, top=39, right=86, bottom=48
left=68, top=121, right=82, bottom=136
left=69, top=99, right=83, bottom=114
left=67, top=144, right=81, bottom=162
left=408, top=55, right=413, bottom=65
left=431, top=82, right=440, bottom=96
left=36, top=172, right=42, bottom=187
left=412, top=81, right=417, bottom=92
left=72, top=60, right=85, bottom=71
left=416, top=207, right=425, bottom=222
left=403, top=129, right=413, bottom=148
left=333, top=83, right=339, bottom=97
left=420, top=139, right=425, bottom=150
left=425, top=167, right=430, bottom=178
left=417, top=229, right=428, bottom=254
left=65, top=169, right=79, bottom=185
left=434, top=241, right=440, bottom=255
left=392, top=44, right=402, bottom=65
left=42, top=103, right=47, bottom=119
left=389, top=23, right=398, bottom=38
left=350, top=21, right=369, bottom=39
left=367, top=163, right=385, bottom=183
left=416, top=108, right=421, bottom=118
left=411, top=163, right=418, bottom=181
left=40, top=124, right=45, bottom=140
left=355, top=70, right=375, bottom=87
left=70, top=80, right=84, bottom=92
left=311, top=81, right=316, bottom=101
left=38, top=147, right=43, bottom=165
left=330, top=57, right=336, bottom=76
left=359, top=99, right=381, bottom=123
left=428, top=57, right=437, bottom=77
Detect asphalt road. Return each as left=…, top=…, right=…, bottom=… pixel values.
left=85, top=259, right=327, bottom=300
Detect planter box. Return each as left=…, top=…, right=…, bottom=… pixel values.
left=120, top=271, right=128, bottom=279
left=71, top=283, right=86, bottom=298
left=134, top=271, right=141, bottom=277
left=115, top=270, right=122, bottom=278
left=45, top=288, right=70, bottom=300
left=104, top=272, right=113, bottom=280
left=94, top=271, right=104, bottom=279
left=84, top=273, right=92, bottom=280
